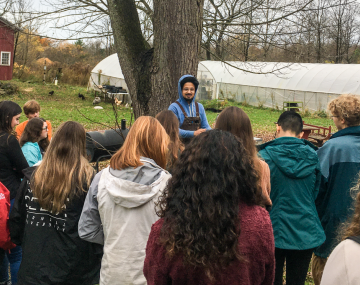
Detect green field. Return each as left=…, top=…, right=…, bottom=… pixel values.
left=1, top=80, right=133, bottom=131
left=1, top=80, right=335, bottom=144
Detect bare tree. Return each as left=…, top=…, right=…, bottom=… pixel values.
left=200, top=0, right=317, bottom=63
left=11, top=0, right=202, bottom=117
left=0, top=0, right=13, bottom=16
left=328, top=0, right=359, bottom=63
left=307, top=0, right=330, bottom=62
left=9, top=0, right=33, bottom=64
left=107, top=0, right=204, bottom=117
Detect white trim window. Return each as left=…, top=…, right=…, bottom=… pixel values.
left=1, top=51, right=11, bottom=66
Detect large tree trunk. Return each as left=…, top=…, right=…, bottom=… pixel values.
left=108, top=0, right=204, bottom=118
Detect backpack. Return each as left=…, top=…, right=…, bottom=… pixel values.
left=0, top=182, right=16, bottom=250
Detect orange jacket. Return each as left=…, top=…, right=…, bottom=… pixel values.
left=16, top=120, right=52, bottom=141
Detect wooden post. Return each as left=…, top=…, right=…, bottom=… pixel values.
left=43, top=59, right=46, bottom=84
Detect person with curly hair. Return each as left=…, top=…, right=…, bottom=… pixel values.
left=312, top=94, right=360, bottom=285
left=155, top=110, right=184, bottom=172
left=144, top=130, right=275, bottom=285
left=320, top=179, right=360, bottom=285
left=215, top=106, right=272, bottom=210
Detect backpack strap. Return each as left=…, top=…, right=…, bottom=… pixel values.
left=347, top=236, right=360, bottom=244
left=175, top=101, right=188, bottom=118
left=195, top=102, right=199, bottom=117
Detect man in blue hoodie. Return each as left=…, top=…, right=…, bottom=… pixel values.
left=258, top=111, right=325, bottom=285
left=312, top=94, right=360, bottom=285
left=168, top=75, right=211, bottom=142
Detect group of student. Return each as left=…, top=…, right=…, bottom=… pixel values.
left=0, top=80, right=359, bottom=285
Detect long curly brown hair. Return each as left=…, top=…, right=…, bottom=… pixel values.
left=156, top=130, right=261, bottom=281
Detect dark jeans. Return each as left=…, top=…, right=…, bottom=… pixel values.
left=0, top=199, right=22, bottom=285
left=274, top=247, right=314, bottom=285
left=0, top=245, right=22, bottom=284
left=0, top=250, right=4, bottom=270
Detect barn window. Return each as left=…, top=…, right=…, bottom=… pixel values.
left=1, top=52, right=11, bottom=66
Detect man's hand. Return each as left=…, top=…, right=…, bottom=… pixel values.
left=194, top=129, right=207, bottom=136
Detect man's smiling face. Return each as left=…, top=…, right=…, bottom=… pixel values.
left=182, top=82, right=196, bottom=102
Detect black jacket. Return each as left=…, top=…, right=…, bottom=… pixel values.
left=9, top=167, right=102, bottom=285
left=0, top=132, right=29, bottom=199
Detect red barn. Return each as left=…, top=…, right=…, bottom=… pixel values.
left=0, top=17, right=19, bottom=81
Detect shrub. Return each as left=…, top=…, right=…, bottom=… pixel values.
left=0, top=81, right=19, bottom=96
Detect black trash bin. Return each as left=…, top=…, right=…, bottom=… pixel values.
left=86, top=120, right=129, bottom=171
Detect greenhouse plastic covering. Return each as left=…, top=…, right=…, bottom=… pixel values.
left=88, top=53, right=128, bottom=91
left=198, top=61, right=360, bottom=94
left=198, top=61, right=360, bottom=111
left=88, top=54, right=360, bottom=111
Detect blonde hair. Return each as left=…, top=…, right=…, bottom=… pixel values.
left=31, top=121, right=94, bottom=213
left=338, top=173, right=360, bottom=241
left=328, top=94, right=360, bottom=127
left=340, top=192, right=360, bottom=241
left=110, top=116, right=169, bottom=170
left=23, top=100, right=40, bottom=115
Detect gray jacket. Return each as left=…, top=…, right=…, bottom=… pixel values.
left=78, top=157, right=171, bottom=284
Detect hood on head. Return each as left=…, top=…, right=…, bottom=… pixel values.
left=178, top=74, right=198, bottom=104
left=261, top=137, right=318, bottom=179
left=104, top=159, right=167, bottom=208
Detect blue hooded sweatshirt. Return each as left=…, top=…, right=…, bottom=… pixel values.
left=168, top=75, right=211, bottom=138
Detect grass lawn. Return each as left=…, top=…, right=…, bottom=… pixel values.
left=1, top=80, right=134, bottom=131
left=2, top=80, right=335, bottom=141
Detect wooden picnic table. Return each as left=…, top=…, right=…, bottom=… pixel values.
left=301, top=125, right=320, bottom=139
left=301, top=123, right=332, bottom=146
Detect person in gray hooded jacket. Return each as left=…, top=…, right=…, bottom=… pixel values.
left=78, top=116, right=171, bottom=285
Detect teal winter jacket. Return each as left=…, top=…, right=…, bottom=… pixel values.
left=21, top=142, right=42, bottom=167
left=314, top=126, right=360, bottom=258
left=258, top=137, right=325, bottom=250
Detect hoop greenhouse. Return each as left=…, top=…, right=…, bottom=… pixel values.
left=89, top=54, right=360, bottom=111
left=197, top=61, right=360, bottom=111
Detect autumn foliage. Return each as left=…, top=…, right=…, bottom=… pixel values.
left=13, top=30, right=113, bottom=86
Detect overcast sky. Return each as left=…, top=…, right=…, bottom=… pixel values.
left=3, top=0, right=105, bottom=42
